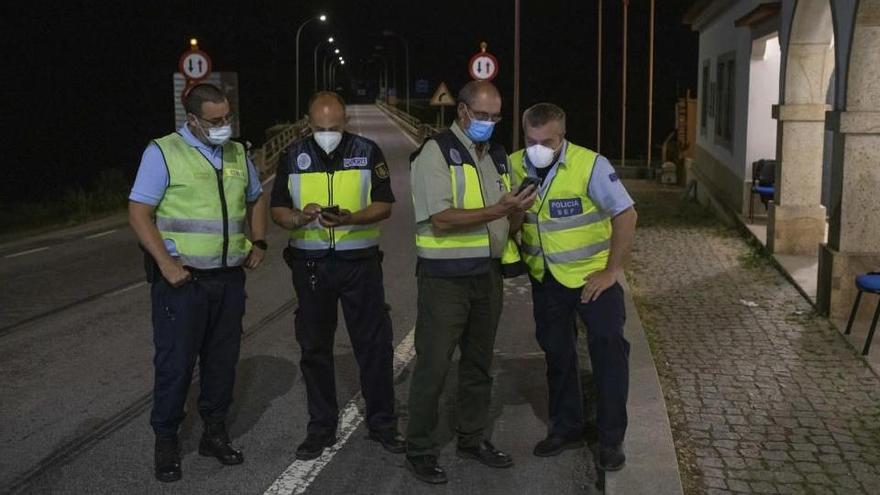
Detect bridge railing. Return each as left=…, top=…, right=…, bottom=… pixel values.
left=251, top=118, right=310, bottom=180
left=374, top=100, right=440, bottom=142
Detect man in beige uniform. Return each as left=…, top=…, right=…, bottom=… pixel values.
left=405, top=80, right=536, bottom=484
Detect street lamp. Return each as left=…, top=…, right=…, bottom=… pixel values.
left=371, top=54, right=389, bottom=103
left=323, top=49, right=341, bottom=90
left=382, top=29, right=410, bottom=115
left=313, top=36, right=334, bottom=92
left=295, top=14, right=327, bottom=118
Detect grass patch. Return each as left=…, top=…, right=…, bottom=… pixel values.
left=0, top=168, right=129, bottom=236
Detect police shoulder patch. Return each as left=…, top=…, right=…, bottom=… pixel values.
left=449, top=148, right=463, bottom=165
left=374, top=162, right=390, bottom=180
left=296, top=153, right=312, bottom=171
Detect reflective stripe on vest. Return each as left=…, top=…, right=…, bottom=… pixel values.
left=510, top=143, right=612, bottom=288
left=153, top=133, right=251, bottom=270
left=288, top=167, right=379, bottom=251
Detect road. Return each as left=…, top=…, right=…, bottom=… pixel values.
left=0, top=105, right=602, bottom=494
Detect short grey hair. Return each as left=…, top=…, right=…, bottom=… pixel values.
left=522, top=103, right=566, bottom=133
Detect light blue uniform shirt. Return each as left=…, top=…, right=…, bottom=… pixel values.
left=525, top=141, right=634, bottom=217
left=129, top=124, right=262, bottom=206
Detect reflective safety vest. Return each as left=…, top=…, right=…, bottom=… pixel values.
left=286, top=139, right=380, bottom=252
left=153, top=132, right=251, bottom=269
left=509, top=142, right=612, bottom=288
left=412, top=130, right=524, bottom=278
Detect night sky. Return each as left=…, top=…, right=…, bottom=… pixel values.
left=1, top=0, right=697, bottom=205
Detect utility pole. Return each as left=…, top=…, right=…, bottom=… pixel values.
left=513, top=0, right=521, bottom=150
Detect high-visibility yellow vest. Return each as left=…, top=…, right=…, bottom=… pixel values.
left=286, top=140, right=379, bottom=252
left=153, top=133, right=251, bottom=269
left=509, top=142, right=611, bottom=288
left=412, top=130, right=524, bottom=277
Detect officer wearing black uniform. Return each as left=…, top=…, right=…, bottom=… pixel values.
left=270, top=92, right=404, bottom=460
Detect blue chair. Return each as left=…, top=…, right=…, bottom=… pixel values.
left=748, top=159, right=776, bottom=221
left=844, top=273, right=880, bottom=356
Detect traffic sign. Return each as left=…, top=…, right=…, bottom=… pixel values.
left=429, top=82, right=456, bottom=107
left=179, top=48, right=212, bottom=81
left=469, top=42, right=499, bottom=81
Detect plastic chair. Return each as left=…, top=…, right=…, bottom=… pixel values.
left=844, top=272, right=880, bottom=356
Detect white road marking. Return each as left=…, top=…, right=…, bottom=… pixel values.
left=84, top=229, right=118, bottom=240
left=377, top=106, right=420, bottom=147
left=263, top=328, right=417, bottom=495
left=4, top=246, right=49, bottom=258
left=103, top=281, right=147, bottom=297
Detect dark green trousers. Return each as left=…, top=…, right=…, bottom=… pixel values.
left=405, top=264, right=503, bottom=457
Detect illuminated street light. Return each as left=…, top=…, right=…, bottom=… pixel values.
left=296, top=14, right=329, bottom=117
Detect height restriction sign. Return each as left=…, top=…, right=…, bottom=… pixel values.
left=179, top=39, right=212, bottom=81
left=468, top=42, right=499, bottom=81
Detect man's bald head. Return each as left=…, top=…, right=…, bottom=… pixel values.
left=308, top=91, right=347, bottom=131
left=456, top=80, right=502, bottom=131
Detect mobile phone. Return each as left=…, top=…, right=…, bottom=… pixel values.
left=517, top=177, right=541, bottom=194
left=321, top=205, right=340, bottom=217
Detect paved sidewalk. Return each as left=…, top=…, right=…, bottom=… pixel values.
left=625, top=181, right=880, bottom=495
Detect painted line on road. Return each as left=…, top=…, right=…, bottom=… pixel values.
left=4, top=246, right=49, bottom=258
left=377, top=106, right=420, bottom=148
left=263, top=327, right=416, bottom=495
left=84, top=229, right=118, bottom=240
left=103, top=281, right=147, bottom=297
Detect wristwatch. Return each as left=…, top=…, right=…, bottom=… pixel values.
left=252, top=240, right=268, bottom=250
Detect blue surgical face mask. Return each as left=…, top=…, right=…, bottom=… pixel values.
left=464, top=107, right=496, bottom=142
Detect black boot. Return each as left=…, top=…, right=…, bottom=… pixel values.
left=199, top=423, right=244, bottom=465
left=154, top=435, right=181, bottom=483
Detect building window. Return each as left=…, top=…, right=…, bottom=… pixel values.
left=715, top=52, right=736, bottom=149
left=701, top=61, right=710, bottom=135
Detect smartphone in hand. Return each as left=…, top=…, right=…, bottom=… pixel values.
left=517, top=177, right=541, bottom=195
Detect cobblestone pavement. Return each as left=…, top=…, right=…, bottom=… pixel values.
left=625, top=181, right=880, bottom=495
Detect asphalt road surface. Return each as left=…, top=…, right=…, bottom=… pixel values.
left=0, top=105, right=602, bottom=494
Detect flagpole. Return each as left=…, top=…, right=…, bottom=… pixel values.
left=597, top=0, right=603, bottom=153
left=621, top=0, right=628, bottom=167
left=647, top=0, right=655, bottom=168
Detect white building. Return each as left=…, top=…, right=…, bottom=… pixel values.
left=684, top=0, right=880, bottom=321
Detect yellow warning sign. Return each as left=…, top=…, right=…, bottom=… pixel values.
left=429, top=82, right=456, bottom=107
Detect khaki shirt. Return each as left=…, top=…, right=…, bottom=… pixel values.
left=411, top=122, right=510, bottom=258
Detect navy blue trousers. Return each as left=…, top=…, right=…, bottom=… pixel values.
left=531, top=273, right=630, bottom=446
left=150, top=268, right=245, bottom=437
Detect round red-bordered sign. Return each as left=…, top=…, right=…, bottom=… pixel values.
left=178, top=49, right=212, bottom=81
left=469, top=51, right=499, bottom=81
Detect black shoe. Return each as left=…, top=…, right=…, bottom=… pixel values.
left=456, top=440, right=514, bottom=468
left=533, top=435, right=584, bottom=457
left=406, top=455, right=448, bottom=484
left=368, top=428, right=406, bottom=454
left=154, top=435, right=181, bottom=483
left=295, top=433, right=337, bottom=460
left=199, top=423, right=244, bottom=465
left=597, top=444, right=626, bottom=471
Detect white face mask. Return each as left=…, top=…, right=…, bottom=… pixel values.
left=314, top=131, right=343, bottom=154
left=204, top=124, right=233, bottom=146
left=526, top=143, right=558, bottom=169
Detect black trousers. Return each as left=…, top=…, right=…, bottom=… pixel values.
left=531, top=273, right=630, bottom=447
left=291, top=254, right=396, bottom=437
left=150, top=268, right=246, bottom=437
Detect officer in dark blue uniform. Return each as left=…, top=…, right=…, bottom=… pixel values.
left=270, top=92, right=404, bottom=460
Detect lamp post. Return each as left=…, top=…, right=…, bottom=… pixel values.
left=313, top=36, right=334, bottom=92
left=295, top=14, right=327, bottom=118
left=382, top=29, right=410, bottom=115
left=323, top=49, right=340, bottom=90
left=372, top=53, right=389, bottom=103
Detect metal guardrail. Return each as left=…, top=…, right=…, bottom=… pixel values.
left=251, top=118, right=310, bottom=180
left=374, top=100, right=440, bottom=142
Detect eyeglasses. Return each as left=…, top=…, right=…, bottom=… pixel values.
left=465, top=105, right=503, bottom=123
left=195, top=113, right=234, bottom=127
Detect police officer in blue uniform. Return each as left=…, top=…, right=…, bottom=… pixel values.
left=129, top=83, right=267, bottom=482
left=270, top=92, right=404, bottom=460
